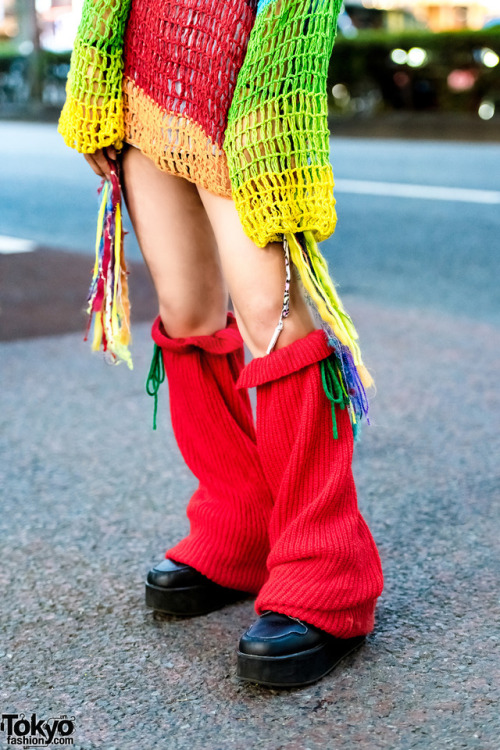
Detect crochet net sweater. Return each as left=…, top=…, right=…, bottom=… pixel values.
left=121, top=0, right=257, bottom=195
left=226, top=0, right=340, bottom=247
left=59, top=0, right=373, bottom=427
left=59, top=0, right=342, bottom=246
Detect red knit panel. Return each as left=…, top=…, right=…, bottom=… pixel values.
left=235, top=327, right=332, bottom=388
left=244, top=334, right=384, bottom=637
left=154, top=313, right=272, bottom=593
left=152, top=311, right=244, bottom=355
left=123, top=0, right=257, bottom=147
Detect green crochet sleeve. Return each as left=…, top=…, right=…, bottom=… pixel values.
left=58, top=0, right=131, bottom=153
left=225, top=0, right=343, bottom=247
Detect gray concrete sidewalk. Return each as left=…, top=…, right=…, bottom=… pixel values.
left=1, top=297, right=499, bottom=749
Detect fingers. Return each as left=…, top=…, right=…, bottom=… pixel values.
left=83, top=147, right=117, bottom=180
left=83, top=154, right=105, bottom=177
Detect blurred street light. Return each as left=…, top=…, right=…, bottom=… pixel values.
left=447, top=69, right=477, bottom=91
left=390, top=46, right=428, bottom=67
left=480, top=48, right=500, bottom=68
left=478, top=100, right=495, bottom=119
left=407, top=47, right=429, bottom=67
left=390, top=48, right=408, bottom=64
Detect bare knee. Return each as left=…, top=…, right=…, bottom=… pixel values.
left=159, top=300, right=228, bottom=339
left=192, top=188, right=318, bottom=354
left=156, top=265, right=229, bottom=338
left=236, top=288, right=317, bottom=359
left=156, top=272, right=229, bottom=338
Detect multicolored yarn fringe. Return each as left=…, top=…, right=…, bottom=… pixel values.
left=85, top=161, right=132, bottom=369
left=268, top=235, right=370, bottom=440
left=320, top=344, right=370, bottom=442
left=287, top=231, right=373, bottom=388
left=319, top=355, right=350, bottom=441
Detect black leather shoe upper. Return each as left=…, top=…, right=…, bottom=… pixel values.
left=147, top=558, right=210, bottom=588
left=239, top=612, right=332, bottom=657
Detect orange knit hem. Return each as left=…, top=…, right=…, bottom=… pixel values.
left=122, top=76, right=232, bottom=197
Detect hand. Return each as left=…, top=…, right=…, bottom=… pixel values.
left=83, top=146, right=117, bottom=180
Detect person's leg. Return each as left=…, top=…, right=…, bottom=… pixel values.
left=198, top=187, right=383, bottom=684
left=121, top=148, right=273, bottom=606
left=121, top=145, right=229, bottom=336
left=196, top=186, right=317, bottom=358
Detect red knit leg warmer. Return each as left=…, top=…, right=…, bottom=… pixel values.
left=151, top=312, right=273, bottom=594
left=236, top=329, right=384, bottom=637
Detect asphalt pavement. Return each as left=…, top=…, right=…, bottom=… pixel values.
left=1, top=125, right=499, bottom=749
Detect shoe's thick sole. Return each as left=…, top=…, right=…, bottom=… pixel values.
left=237, top=635, right=366, bottom=688
left=145, top=581, right=247, bottom=616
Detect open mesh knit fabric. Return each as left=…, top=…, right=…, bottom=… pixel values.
left=58, top=0, right=132, bottom=153
left=59, top=0, right=257, bottom=194
left=58, top=0, right=373, bottom=432
left=121, top=0, right=258, bottom=195
left=226, top=0, right=340, bottom=246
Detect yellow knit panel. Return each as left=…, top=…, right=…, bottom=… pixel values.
left=58, top=94, right=124, bottom=153
left=232, top=165, right=336, bottom=248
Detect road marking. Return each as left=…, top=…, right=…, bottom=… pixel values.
left=334, top=179, right=500, bottom=204
left=0, top=236, right=37, bottom=254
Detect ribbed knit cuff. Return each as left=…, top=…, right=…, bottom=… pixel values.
left=235, top=328, right=332, bottom=389
left=151, top=311, right=243, bottom=354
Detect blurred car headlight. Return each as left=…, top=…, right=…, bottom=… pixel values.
left=478, top=100, right=495, bottom=120
left=407, top=47, right=428, bottom=68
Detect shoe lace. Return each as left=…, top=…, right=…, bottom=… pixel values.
left=146, top=343, right=165, bottom=430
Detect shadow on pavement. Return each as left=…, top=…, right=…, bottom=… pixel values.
left=0, top=248, right=158, bottom=341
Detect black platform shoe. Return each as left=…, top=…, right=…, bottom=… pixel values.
left=237, top=611, right=365, bottom=687
left=145, top=558, right=248, bottom=616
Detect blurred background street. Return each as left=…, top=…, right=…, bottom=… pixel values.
left=1, top=122, right=499, bottom=337
left=1, top=1, right=500, bottom=749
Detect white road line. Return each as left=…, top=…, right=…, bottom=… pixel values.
left=334, top=179, right=500, bottom=205
left=0, top=236, right=37, bottom=254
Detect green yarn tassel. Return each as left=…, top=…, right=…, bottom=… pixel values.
left=146, top=343, right=165, bottom=430
left=320, top=355, right=349, bottom=440
left=287, top=231, right=374, bottom=391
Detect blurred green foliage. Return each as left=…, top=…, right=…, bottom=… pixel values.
left=0, top=41, right=19, bottom=57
